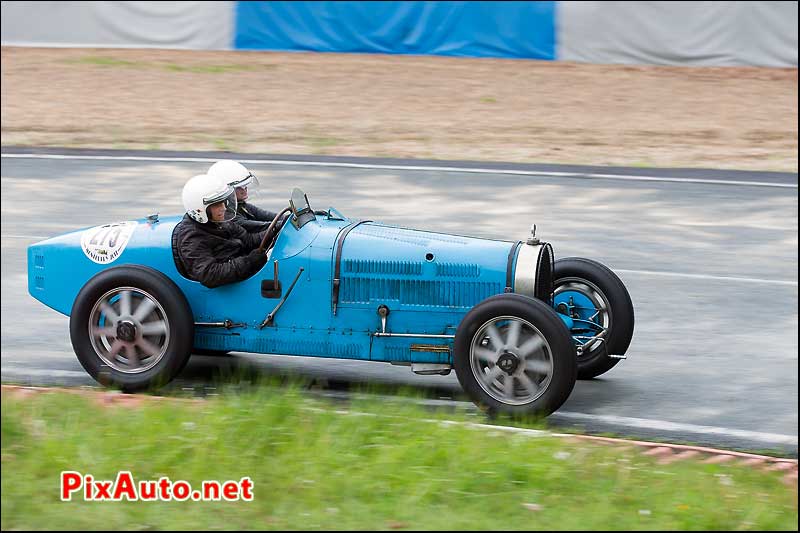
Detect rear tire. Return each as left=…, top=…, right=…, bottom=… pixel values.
left=454, top=293, right=577, bottom=417
left=553, top=257, right=634, bottom=379
left=69, top=266, right=194, bottom=392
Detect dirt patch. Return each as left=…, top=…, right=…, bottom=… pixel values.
left=1, top=47, right=797, bottom=171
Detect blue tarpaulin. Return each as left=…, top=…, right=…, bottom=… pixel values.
left=234, top=1, right=556, bottom=60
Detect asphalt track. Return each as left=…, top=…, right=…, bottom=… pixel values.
left=1, top=148, right=797, bottom=455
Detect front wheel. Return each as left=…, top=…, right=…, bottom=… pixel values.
left=553, top=257, right=634, bottom=379
left=454, top=294, right=577, bottom=417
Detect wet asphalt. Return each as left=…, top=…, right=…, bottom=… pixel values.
left=1, top=149, right=797, bottom=455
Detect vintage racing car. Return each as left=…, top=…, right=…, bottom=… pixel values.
left=27, top=189, right=634, bottom=416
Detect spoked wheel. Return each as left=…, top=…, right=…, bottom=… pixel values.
left=70, top=266, right=194, bottom=392
left=553, top=258, right=634, bottom=380
left=454, top=294, right=576, bottom=417
left=469, top=316, right=555, bottom=406
left=554, top=278, right=610, bottom=357
left=89, top=286, right=171, bottom=374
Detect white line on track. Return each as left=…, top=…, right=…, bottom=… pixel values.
left=2, top=234, right=49, bottom=240
left=616, top=269, right=798, bottom=287
left=553, top=411, right=799, bottom=446
left=311, top=390, right=798, bottom=447
left=0, top=368, right=92, bottom=379
left=2, top=153, right=796, bottom=189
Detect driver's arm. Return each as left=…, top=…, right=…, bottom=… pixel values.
left=179, top=238, right=267, bottom=289
left=246, top=204, right=278, bottom=222
left=236, top=217, right=270, bottom=233
left=224, top=220, right=266, bottom=251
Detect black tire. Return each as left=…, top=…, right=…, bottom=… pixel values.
left=553, top=257, right=634, bottom=380
left=69, top=265, right=194, bottom=392
left=193, top=348, right=232, bottom=357
left=454, top=293, right=577, bottom=417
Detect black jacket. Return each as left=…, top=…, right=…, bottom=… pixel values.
left=173, top=214, right=268, bottom=288
left=235, top=202, right=277, bottom=233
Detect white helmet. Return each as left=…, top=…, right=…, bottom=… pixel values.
left=182, top=173, right=237, bottom=224
left=208, top=160, right=258, bottom=189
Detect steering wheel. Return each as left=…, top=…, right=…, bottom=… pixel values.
left=258, top=207, right=293, bottom=254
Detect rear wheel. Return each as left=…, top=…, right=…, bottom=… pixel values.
left=454, top=294, right=577, bottom=417
left=553, top=257, right=634, bottom=379
left=69, top=266, right=194, bottom=392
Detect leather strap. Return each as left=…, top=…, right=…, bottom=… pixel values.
left=505, top=241, right=522, bottom=293
left=332, top=220, right=372, bottom=314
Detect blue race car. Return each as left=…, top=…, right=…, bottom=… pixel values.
left=27, top=189, right=633, bottom=416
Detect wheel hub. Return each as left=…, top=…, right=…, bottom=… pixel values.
left=496, top=352, right=520, bottom=375
left=116, top=320, right=137, bottom=342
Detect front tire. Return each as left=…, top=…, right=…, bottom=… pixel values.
left=454, top=294, right=577, bottom=417
left=69, top=266, right=194, bottom=392
left=553, top=257, right=634, bottom=379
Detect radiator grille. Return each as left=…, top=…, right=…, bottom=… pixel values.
left=340, top=278, right=502, bottom=308
left=535, top=243, right=554, bottom=303
left=436, top=262, right=481, bottom=278
left=344, top=259, right=422, bottom=276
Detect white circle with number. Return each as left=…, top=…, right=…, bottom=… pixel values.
left=80, top=221, right=138, bottom=264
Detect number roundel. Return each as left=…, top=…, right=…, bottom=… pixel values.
left=80, top=221, right=138, bottom=264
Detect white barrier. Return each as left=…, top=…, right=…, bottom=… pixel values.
left=1, top=1, right=797, bottom=66
left=558, top=1, right=798, bottom=67
left=0, top=1, right=234, bottom=50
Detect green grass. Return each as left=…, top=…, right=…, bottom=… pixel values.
left=1, top=386, right=796, bottom=530
left=65, top=56, right=143, bottom=68
left=213, top=138, right=232, bottom=151
left=162, top=63, right=257, bottom=74
left=63, top=56, right=269, bottom=74
left=307, top=136, right=342, bottom=153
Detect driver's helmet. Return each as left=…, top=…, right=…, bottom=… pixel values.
left=207, top=160, right=259, bottom=202
left=182, top=173, right=237, bottom=224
